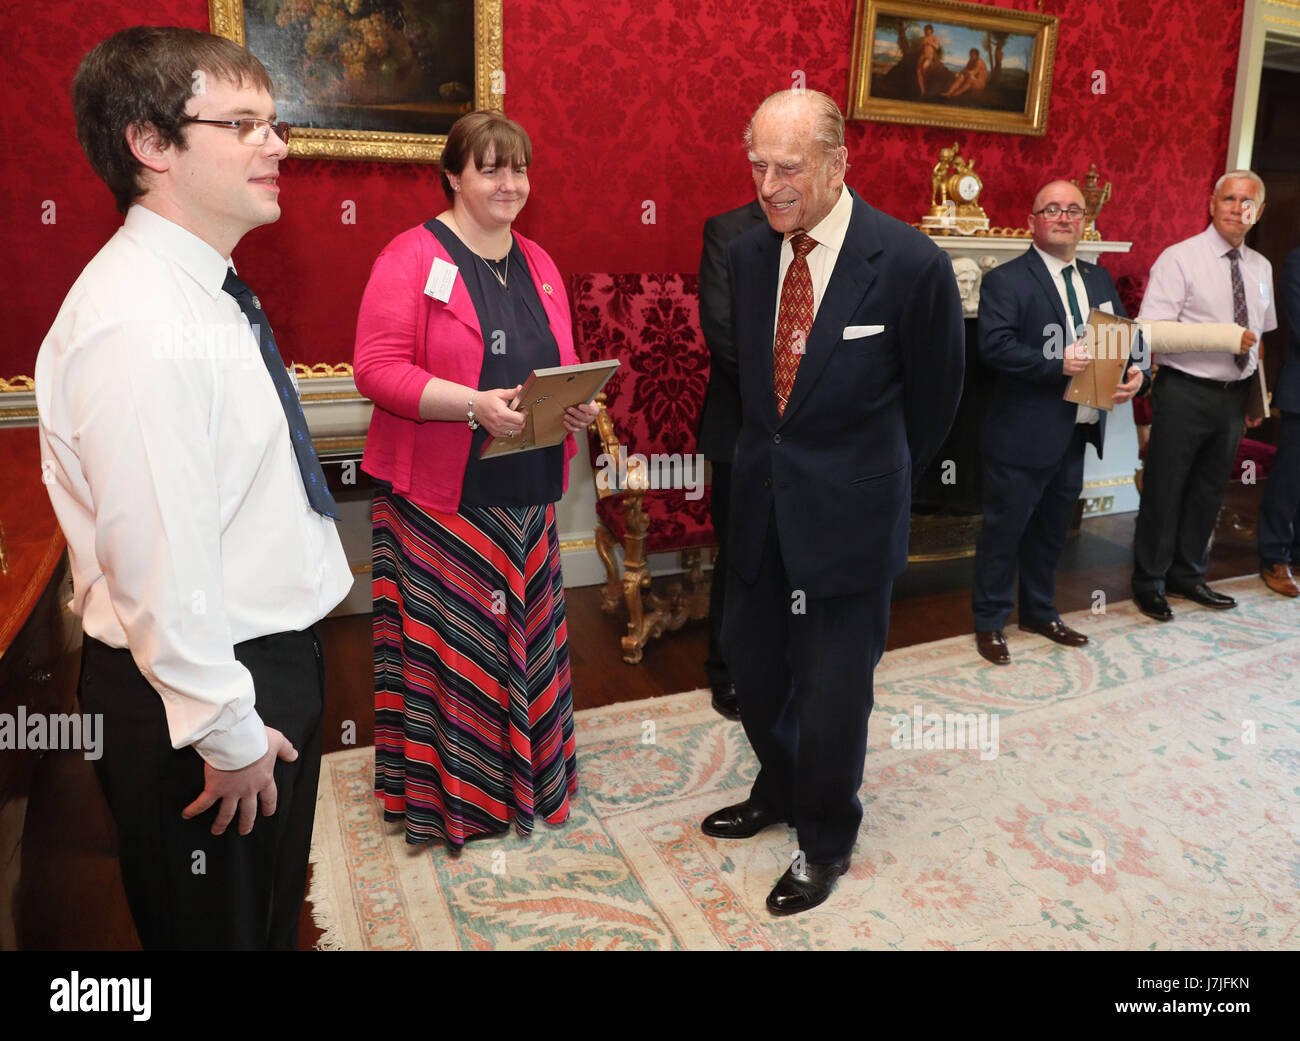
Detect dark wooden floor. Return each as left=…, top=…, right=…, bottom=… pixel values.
left=16, top=484, right=1268, bottom=950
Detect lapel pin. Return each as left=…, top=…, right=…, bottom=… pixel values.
left=543, top=283, right=553, bottom=295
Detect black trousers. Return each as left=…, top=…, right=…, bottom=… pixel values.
left=721, top=511, right=892, bottom=862
left=704, top=460, right=732, bottom=688
left=1258, top=413, right=1300, bottom=567
left=78, top=628, right=325, bottom=950
left=1133, top=371, right=1249, bottom=594
left=972, top=426, right=1087, bottom=632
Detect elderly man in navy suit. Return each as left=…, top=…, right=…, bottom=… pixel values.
left=1258, top=245, right=1300, bottom=596
left=972, top=180, right=1146, bottom=665
left=700, top=89, right=964, bottom=914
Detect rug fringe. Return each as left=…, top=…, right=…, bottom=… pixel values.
left=308, top=790, right=346, bottom=951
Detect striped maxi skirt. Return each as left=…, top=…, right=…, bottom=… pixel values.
left=371, top=488, right=578, bottom=848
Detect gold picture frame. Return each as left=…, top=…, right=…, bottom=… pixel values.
left=848, top=0, right=1057, bottom=136
left=209, top=0, right=503, bottom=163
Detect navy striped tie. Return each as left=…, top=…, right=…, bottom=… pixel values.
left=223, top=270, right=340, bottom=519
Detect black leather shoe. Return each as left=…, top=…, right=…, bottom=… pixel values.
left=975, top=630, right=1010, bottom=665
left=1134, top=589, right=1173, bottom=622
left=766, top=857, right=852, bottom=916
left=711, top=683, right=741, bottom=720
left=701, top=800, right=784, bottom=839
left=1167, top=582, right=1237, bottom=610
left=1019, top=618, right=1089, bottom=646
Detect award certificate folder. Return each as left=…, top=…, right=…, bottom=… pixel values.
left=480, top=359, right=621, bottom=458
left=1063, top=309, right=1138, bottom=412
left=1246, top=344, right=1270, bottom=423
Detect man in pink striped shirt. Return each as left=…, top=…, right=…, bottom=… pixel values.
left=1131, top=171, right=1276, bottom=621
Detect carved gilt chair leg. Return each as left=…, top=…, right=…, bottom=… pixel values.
left=619, top=528, right=652, bottom=664
left=594, top=523, right=621, bottom=614
left=619, top=492, right=658, bottom=664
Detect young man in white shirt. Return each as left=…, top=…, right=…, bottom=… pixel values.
left=36, top=26, right=352, bottom=949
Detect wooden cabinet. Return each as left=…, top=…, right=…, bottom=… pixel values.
left=0, top=428, right=76, bottom=949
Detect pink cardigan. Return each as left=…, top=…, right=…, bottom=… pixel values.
left=353, top=222, right=579, bottom=512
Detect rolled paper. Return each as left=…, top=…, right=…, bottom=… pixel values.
left=1146, top=321, right=1249, bottom=354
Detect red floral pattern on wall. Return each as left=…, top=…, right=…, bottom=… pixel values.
left=1, top=0, right=1244, bottom=377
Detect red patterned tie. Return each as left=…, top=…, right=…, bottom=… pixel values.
left=774, top=232, right=817, bottom=415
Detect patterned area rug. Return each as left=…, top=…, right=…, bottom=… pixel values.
left=308, top=576, right=1300, bottom=950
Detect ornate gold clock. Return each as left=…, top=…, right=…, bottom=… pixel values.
left=921, top=143, right=990, bottom=236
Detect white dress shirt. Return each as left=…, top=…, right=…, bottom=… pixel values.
left=1138, top=224, right=1276, bottom=380
left=773, top=185, right=854, bottom=342
left=1032, top=244, right=1099, bottom=425
left=36, top=206, right=352, bottom=770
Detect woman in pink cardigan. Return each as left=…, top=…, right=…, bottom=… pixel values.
left=353, top=111, right=598, bottom=850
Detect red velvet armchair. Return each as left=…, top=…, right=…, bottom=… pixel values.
left=568, top=273, right=714, bottom=663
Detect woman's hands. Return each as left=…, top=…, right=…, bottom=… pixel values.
left=419, top=378, right=599, bottom=439
left=474, top=385, right=526, bottom=438
left=480, top=391, right=599, bottom=438
left=563, top=401, right=601, bottom=433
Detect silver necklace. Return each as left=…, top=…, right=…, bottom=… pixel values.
left=480, top=252, right=509, bottom=288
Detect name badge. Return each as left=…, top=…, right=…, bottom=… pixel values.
left=425, top=258, right=458, bottom=302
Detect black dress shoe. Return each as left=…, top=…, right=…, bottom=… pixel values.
left=1166, top=582, right=1237, bottom=610
left=975, top=630, right=1010, bottom=665
left=1133, top=589, right=1173, bottom=622
left=710, top=683, right=741, bottom=720
left=766, top=857, right=852, bottom=916
left=701, top=799, right=784, bottom=839
left=1019, top=618, right=1089, bottom=646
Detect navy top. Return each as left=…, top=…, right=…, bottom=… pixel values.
left=426, top=220, right=563, bottom=507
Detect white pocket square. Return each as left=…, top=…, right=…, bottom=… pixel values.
left=844, top=324, right=885, bottom=340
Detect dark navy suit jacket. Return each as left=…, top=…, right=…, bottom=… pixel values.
left=1273, top=247, right=1300, bottom=414
left=978, top=247, right=1140, bottom=468
left=698, top=200, right=767, bottom=462
left=726, top=189, right=965, bottom=597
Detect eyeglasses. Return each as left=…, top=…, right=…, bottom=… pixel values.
left=1033, top=204, right=1087, bottom=221
left=180, top=117, right=292, bottom=146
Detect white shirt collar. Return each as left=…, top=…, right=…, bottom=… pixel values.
left=123, top=204, right=232, bottom=299
left=786, top=185, right=853, bottom=253
left=1031, top=242, right=1081, bottom=279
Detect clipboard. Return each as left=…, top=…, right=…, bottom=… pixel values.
left=1063, top=309, right=1139, bottom=412
left=480, top=359, right=620, bottom=458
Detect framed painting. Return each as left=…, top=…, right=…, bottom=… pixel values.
left=208, top=0, right=503, bottom=163
left=848, top=0, right=1058, bottom=136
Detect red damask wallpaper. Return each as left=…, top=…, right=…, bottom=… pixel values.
left=1, top=0, right=1243, bottom=378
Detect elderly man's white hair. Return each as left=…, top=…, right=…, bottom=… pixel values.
left=1213, top=169, right=1266, bottom=205
left=743, top=89, right=845, bottom=158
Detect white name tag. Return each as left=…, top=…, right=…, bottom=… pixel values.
left=425, top=258, right=458, bottom=302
